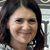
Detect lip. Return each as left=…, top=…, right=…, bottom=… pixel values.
left=18, top=31, right=31, bottom=34
left=20, top=32, right=31, bottom=34
left=18, top=30, right=32, bottom=35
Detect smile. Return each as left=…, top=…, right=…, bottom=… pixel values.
left=18, top=31, right=31, bottom=34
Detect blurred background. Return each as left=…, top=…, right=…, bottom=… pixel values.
left=0, top=0, right=50, bottom=50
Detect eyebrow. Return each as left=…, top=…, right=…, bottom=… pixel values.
left=15, top=16, right=36, bottom=19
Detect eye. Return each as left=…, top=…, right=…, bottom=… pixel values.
left=28, top=19, right=37, bottom=24
left=15, top=18, right=24, bottom=24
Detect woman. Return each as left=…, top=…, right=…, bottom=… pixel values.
left=0, top=0, right=44, bottom=50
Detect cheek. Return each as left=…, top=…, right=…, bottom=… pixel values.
left=33, top=25, right=38, bottom=32
left=31, top=24, right=38, bottom=38
left=9, top=23, right=21, bottom=36
left=32, top=23, right=38, bottom=31
left=9, top=24, right=22, bottom=41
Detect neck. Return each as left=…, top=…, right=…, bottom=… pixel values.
left=10, top=37, right=27, bottom=50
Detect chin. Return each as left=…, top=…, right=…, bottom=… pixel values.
left=18, top=39, right=31, bottom=44
left=20, top=41, right=29, bottom=44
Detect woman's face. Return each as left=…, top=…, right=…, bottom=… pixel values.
left=7, top=6, right=38, bottom=44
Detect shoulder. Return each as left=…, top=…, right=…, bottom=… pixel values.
left=0, top=44, right=13, bottom=50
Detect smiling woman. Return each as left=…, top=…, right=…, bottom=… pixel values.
left=0, top=0, right=44, bottom=50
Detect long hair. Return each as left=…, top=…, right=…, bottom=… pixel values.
left=0, top=0, right=44, bottom=50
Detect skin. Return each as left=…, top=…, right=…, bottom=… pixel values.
left=7, top=6, right=38, bottom=50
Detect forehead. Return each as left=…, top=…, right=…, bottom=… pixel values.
left=10, top=6, right=36, bottom=19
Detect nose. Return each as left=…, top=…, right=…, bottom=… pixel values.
left=22, top=21, right=31, bottom=31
